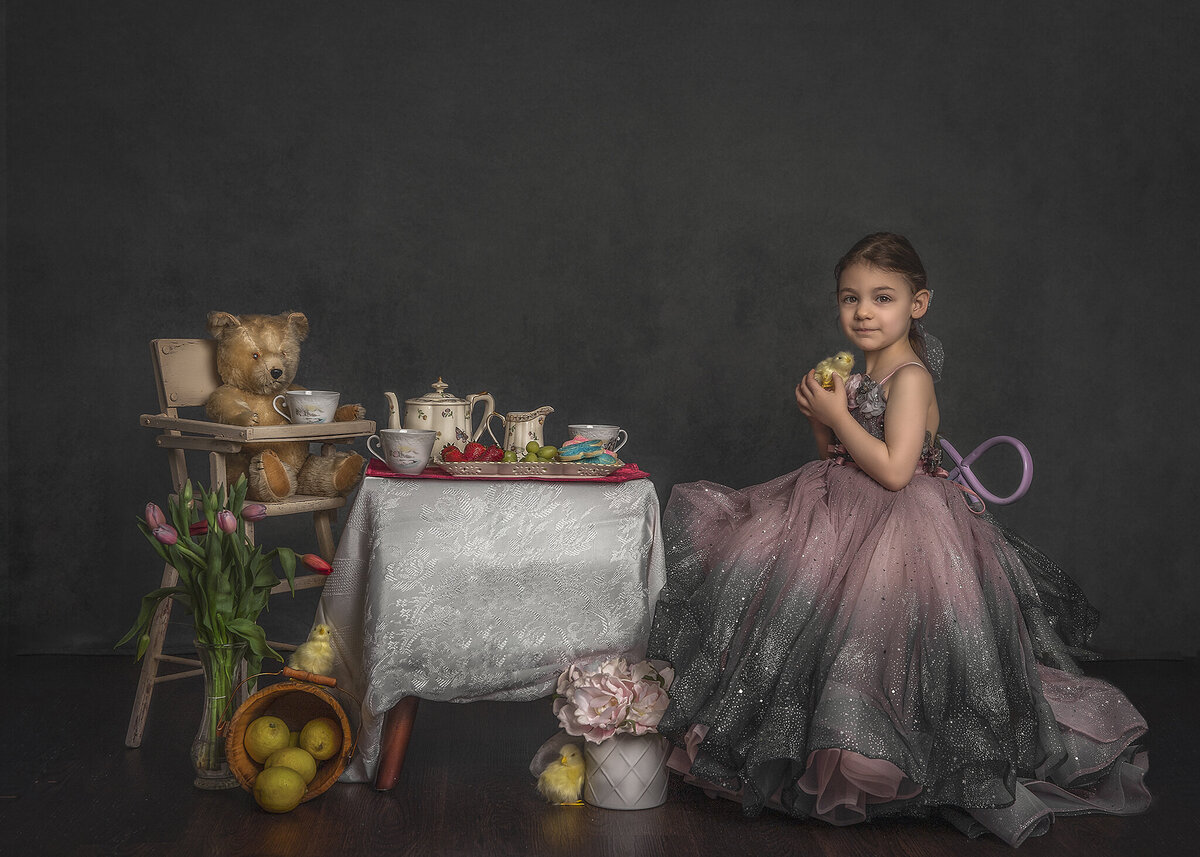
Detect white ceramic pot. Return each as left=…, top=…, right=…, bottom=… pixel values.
left=384, top=378, right=495, bottom=456
left=487, top=406, right=554, bottom=455
left=582, top=733, right=669, bottom=810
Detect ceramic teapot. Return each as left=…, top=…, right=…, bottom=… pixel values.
left=487, top=406, right=554, bottom=456
left=385, top=378, right=496, bottom=455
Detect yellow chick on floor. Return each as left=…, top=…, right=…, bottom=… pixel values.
left=813, top=351, right=855, bottom=389
left=288, top=623, right=334, bottom=676
left=536, top=743, right=586, bottom=805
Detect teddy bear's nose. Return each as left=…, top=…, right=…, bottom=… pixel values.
left=270, top=368, right=283, bottom=380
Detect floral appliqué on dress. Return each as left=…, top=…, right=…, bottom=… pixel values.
left=831, top=373, right=942, bottom=476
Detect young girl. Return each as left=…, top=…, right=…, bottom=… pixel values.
left=646, top=233, right=1149, bottom=846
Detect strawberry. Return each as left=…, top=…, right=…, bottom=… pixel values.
left=482, top=445, right=505, bottom=462
left=463, top=441, right=487, bottom=461
left=441, top=444, right=465, bottom=462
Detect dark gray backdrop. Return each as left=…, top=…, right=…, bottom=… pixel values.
left=6, top=1, right=1198, bottom=659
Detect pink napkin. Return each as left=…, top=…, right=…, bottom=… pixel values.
left=365, top=459, right=649, bottom=483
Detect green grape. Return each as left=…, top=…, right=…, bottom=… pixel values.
left=522, top=452, right=540, bottom=462
left=502, top=450, right=518, bottom=463
left=526, top=440, right=541, bottom=453
left=537, top=445, right=558, bottom=460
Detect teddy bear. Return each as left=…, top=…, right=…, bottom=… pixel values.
left=205, top=310, right=366, bottom=502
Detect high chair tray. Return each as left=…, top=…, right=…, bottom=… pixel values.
left=140, top=413, right=376, bottom=442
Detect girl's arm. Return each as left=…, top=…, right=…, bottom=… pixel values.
left=798, top=367, right=933, bottom=490
left=795, top=380, right=835, bottom=459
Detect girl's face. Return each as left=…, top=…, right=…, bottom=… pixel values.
left=836, top=263, right=928, bottom=353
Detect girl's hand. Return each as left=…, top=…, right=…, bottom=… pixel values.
left=795, top=370, right=849, bottom=426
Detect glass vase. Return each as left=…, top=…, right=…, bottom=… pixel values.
left=190, top=639, right=247, bottom=790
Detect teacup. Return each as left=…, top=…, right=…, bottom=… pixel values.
left=367, top=428, right=438, bottom=475
left=567, top=424, right=628, bottom=453
left=273, top=390, right=340, bottom=424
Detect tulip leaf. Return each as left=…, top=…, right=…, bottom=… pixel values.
left=115, top=586, right=188, bottom=651
left=276, top=547, right=297, bottom=594
left=227, top=618, right=283, bottom=663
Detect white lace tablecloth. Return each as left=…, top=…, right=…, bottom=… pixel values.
left=313, top=475, right=666, bottom=783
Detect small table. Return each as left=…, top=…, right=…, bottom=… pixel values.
left=314, top=472, right=666, bottom=785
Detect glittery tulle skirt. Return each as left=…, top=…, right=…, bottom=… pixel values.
left=646, top=460, right=1149, bottom=846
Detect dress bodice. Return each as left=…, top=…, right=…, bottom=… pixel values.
left=838, top=368, right=942, bottom=476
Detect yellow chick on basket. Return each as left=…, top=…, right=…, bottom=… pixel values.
left=813, top=351, right=855, bottom=389
left=536, top=743, right=586, bottom=805
left=288, top=623, right=334, bottom=676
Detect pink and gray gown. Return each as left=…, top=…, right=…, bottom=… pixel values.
left=646, top=365, right=1149, bottom=846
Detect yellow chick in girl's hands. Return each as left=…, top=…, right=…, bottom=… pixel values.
left=536, top=743, right=586, bottom=805
left=813, top=351, right=855, bottom=389
left=288, top=623, right=334, bottom=676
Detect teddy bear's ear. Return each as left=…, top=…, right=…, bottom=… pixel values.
left=285, top=312, right=310, bottom=342
left=207, top=312, right=242, bottom=338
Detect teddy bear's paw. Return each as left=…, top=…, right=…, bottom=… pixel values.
left=334, top=404, right=366, bottom=422
left=333, top=453, right=365, bottom=494
left=229, top=410, right=259, bottom=427
left=250, top=450, right=296, bottom=501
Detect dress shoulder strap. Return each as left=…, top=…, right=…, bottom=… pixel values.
left=875, top=361, right=927, bottom=387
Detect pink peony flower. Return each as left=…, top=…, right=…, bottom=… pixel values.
left=627, top=682, right=671, bottom=735
left=559, top=674, right=635, bottom=743
left=595, top=656, right=629, bottom=678
left=552, top=656, right=674, bottom=741
left=555, top=660, right=589, bottom=697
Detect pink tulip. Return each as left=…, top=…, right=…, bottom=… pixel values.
left=144, top=503, right=167, bottom=529
left=242, top=503, right=268, bottom=522
left=300, top=553, right=333, bottom=575
left=152, top=524, right=179, bottom=545
left=217, top=510, right=237, bottom=534
left=189, top=520, right=209, bottom=536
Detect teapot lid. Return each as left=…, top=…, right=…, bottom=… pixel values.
left=406, top=377, right=468, bottom=405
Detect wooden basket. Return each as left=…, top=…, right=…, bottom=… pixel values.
left=221, top=668, right=355, bottom=802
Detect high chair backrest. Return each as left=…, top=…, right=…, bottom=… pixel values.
left=150, top=339, right=221, bottom=415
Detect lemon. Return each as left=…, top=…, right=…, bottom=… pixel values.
left=253, top=765, right=306, bottom=813
left=299, top=717, right=340, bottom=761
left=244, top=715, right=291, bottom=764
left=265, top=746, right=318, bottom=785
left=289, top=731, right=300, bottom=747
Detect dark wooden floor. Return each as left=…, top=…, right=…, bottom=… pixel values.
left=1, top=656, right=1194, bottom=857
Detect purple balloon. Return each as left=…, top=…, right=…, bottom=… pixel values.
left=939, top=436, right=1034, bottom=506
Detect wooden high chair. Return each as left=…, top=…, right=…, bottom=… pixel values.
left=124, top=338, right=375, bottom=748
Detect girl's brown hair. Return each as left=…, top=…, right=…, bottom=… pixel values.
left=835, top=232, right=929, bottom=360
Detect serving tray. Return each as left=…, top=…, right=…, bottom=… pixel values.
left=435, top=460, right=622, bottom=478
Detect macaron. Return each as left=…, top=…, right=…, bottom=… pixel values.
left=558, top=437, right=605, bottom=461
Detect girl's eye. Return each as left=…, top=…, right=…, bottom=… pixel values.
left=877, top=295, right=892, bottom=303
left=842, top=296, right=857, bottom=304
left=252, top=352, right=260, bottom=360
